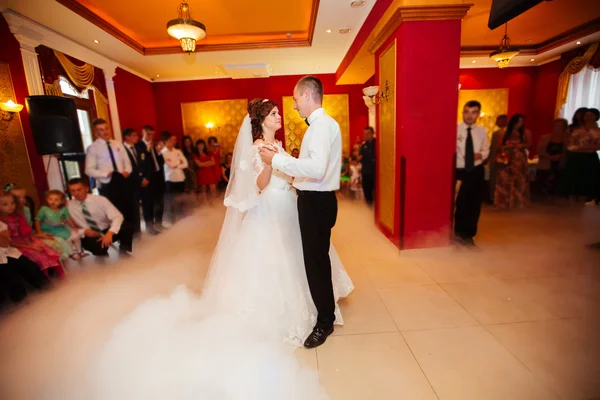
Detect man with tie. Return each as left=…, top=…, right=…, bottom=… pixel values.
left=122, top=128, right=146, bottom=234
left=85, top=119, right=132, bottom=219
left=67, top=178, right=133, bottom=256
left=135, top=125, right=164, bottom=233
left=454, top=100, right=489, bottom=247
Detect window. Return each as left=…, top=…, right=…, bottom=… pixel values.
left=559, top=66, right=600, bottom=121
left=58, top=76, right=89, bottom=99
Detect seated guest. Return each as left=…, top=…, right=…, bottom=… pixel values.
left=536, top=118, right=568, bottom=197
left=0, top=220, right=50, bottom=304
left=66, top=178, right=133, bottom=257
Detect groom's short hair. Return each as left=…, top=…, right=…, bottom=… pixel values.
left=297, top=76, right=323, bottom=104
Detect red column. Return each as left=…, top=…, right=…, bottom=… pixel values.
left=375, top=14, right=463, bottom=250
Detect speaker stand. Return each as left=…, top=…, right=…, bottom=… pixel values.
left=55, top=154, right=69, bottom=193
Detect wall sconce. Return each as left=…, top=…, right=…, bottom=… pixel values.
left=362, top=81, right=390, bottom=105
left=0, top=100, right=23, bottom=122
left=205, top=122, right=215, bottom=129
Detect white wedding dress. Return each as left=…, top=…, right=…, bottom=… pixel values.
left=60, top=139, right=354, bottom=399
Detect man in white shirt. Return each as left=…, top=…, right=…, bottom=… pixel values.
left=85, top=119, right=132, bottom=220
left=455, top=100, right=489, bottom=246
left=1, top=221, right=49, bottom=303
left=259, top=76, right=341, bottom=349
left=67, top=178, right=133, bottom=256
left=160, top=131, right=189, bottom=223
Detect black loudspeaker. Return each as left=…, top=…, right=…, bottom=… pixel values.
left=488, top=0, right=545, bottom=29
left=25, top=95, right=83, bottom=155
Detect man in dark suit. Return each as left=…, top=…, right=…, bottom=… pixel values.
left=360, top=126, right=376, bottom=206
left=122, top=128, right=144, bottom=234
left=135, top=125, right=164, bottom=234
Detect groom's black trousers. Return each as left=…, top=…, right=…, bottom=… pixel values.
left=297, top=189, right=337, bottom=329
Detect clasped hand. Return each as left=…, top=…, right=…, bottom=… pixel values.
left=258, top=144, right=278, bottom=165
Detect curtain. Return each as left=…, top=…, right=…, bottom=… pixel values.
left=555, top=42, right=599, bottom=117
left=559, top=66, right=600, bottom=121
left=91, top=86, right=111, bottom=126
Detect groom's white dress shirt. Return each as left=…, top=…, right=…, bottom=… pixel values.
left=271, top=108, right=342, bottom=192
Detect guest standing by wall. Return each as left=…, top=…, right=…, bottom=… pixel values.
left=454, top=101, right=489, bottom=247
left=85, top=119, right=132, bottom=221
left=135, top=126, right=164, bottom=234
left=359, top=127, right=376, bottom=206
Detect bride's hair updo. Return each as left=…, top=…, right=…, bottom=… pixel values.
left=248, top=98, right=278, bottom=142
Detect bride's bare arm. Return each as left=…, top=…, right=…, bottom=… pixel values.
left=256, top=164, right=273, bottom=191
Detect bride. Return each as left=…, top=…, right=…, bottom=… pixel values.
left=0, top=99, right=353, bottom=399
left=202, top=98, right=354, bottom=347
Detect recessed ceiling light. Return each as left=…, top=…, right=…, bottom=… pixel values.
left=472, top=60, right=476, bottom=63
left=326, top=29, right=332, bottom=33
left=214, top=70, right=218, bottom=74
left=576, top=41, right=581, bottom=45
left=269, top=68, right=273, bottom=71
left=286, top=33, right=292, bottom=38
left=156, top=74, right=160, bottom=77
left=316, top=65, right=320, bottom=69
left=93, top=39, right=99, bottom=44
left=350, top=0, right=365, bottom=7
left=339, top=27, right=351, bottom=34
left=530, top=58, right=535, bottom=62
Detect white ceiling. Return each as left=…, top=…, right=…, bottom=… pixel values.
left=0, top=0, right=376, bottom=82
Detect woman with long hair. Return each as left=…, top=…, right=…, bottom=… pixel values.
left=193, top=139, right=217, bottom=204
left=181, top=135, right=197, bottom=194
left=493, top=114, right=532, bottom=209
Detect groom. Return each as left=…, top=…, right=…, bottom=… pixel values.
left=260, top=76, right=342, bottom=348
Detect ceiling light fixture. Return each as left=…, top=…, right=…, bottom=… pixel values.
left=93, top=39, right=99, bottom=44
left=530, top=58, right=535, bottom=62
left=489, top=23, right=519, bottom=69
left=472, top=60, right=476, bottom=63
left=326, top=29, right=332, bottom=33
left=156, top=74, right=160, bottom=77
left=167, top=1, right=206, bottom=54
left=339, top=27, right=351, bottom=34
left=350, top=0, right=365, bottom=7
left=576, top=41, right=581, bottom=45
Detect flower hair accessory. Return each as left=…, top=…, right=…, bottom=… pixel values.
left=262, top=99, right=269, bottom=103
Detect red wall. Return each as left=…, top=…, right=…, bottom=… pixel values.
left=153, top=74, right=371, bottom=148
left=113, top=67, right=158, bottom=134
left=0, top=15, right=48, bottom=198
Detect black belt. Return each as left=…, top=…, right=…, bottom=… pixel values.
left=296, top=189, right=335, bottom=196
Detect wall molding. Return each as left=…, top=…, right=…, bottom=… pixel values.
left=369, top=4, right=472, bottom=54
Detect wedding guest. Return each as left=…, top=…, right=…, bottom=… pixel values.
left=0, top=191, right=64, bottom=278
left=488, top=114, right=507, bottom=203
left=494, top=114, right=531, bottom=209
left=181, top=135, right=197, bottom=194
left=161, top=132, right=188, bottom=222
left=359, top=126, right=376, bottom=206
left=35, top=190, right=85, bottom=261
left=5, top=184, right=65, bottom=258
left=219, top=152, right=233, bottom=191
left=568, top=107, right=587, bottom=135
left=454, top=100, right=489, bottom=247
left=193, top=139, right=217, bottom=204
left=67, top=178, right=133, bottom=257
left=208, top=136, right=222, bottom=186
left=536, top=118, right=568, bottom=197
left=560, top=108, right=600, bottom=202
left=0, top=220, right=50, bottom=304
left=122, top=128, right=144, bottom=234
left=135, top=126, right=164, bottom=233
left=291, top=148, right=300, bottom=159
left=85, top=119, right=132, bottom=219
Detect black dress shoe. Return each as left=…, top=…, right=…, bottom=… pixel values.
left=304, top=326, right=334, bottom=349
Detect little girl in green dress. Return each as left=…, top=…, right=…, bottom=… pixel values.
left=35, top=190, right=85, bottom=261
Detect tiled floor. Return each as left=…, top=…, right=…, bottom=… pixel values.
left=318, top=200, right=600, bottom=400
left=2, top=199, right=599, bottom=400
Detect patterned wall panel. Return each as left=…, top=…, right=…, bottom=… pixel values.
left=181, top=99, right=248, bottom=157
left=0, top=62, right=38, bottom=204
left=282, top=94, right=350, bottom=157
left=377, top=41, right=397, bottom=233
left=457, top=89, right=509, bottom=141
